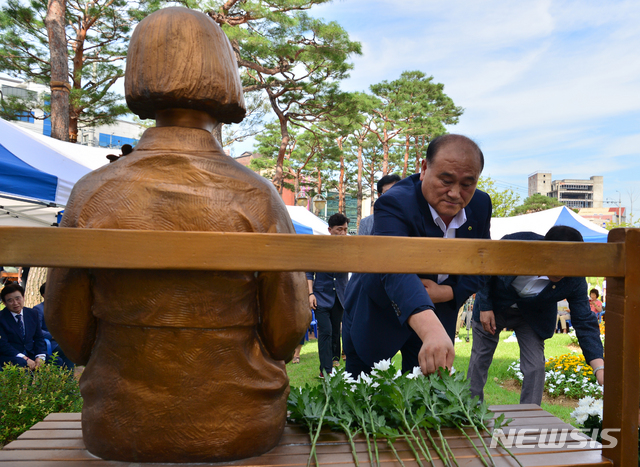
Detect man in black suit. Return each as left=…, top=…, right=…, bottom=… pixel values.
left=468, top=226, right=604, bottom=405
left=343, top=134, right=492, bottom=376
left=307, top=213, right=350, bottom=377
left=0, top=282, right=47, bottom=369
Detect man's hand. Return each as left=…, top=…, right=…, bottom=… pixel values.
left=408, top=309, right=454, bottom=375
left=25, top=358, right=36, bottom=370
left=35, top=357, right=45, bottom=368
left=308, top=294, right=317, bottom=310
left=479, top=310, right=497, bottom=335
left=420, top=279, right=454, bottom=303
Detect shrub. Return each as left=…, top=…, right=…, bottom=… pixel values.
left=508, top=353, right=602, bottom=399
left=0, top=361, right=83, bottom=446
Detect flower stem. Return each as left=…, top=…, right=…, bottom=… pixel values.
left=387, top=438, right=406, bottom=467
left=400, top=428, right=424, bottom=467
left=457, top=425, right=489, bottom=467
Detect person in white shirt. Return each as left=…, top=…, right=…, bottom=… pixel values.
left=468, top=226, right=604, bottom=405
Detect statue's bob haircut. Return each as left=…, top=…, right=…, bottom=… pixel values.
left=125, top=7, right=246, bottom=124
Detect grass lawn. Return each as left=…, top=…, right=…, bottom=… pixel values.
left=286, top=330, right=580, bottom=424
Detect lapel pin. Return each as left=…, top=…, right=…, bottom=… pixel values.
left=468, top=226, right=472, bottom=231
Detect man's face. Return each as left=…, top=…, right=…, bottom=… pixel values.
left=420, top=141, right=482, bottom=223
left=380, top=182, right=397, bottom=195
left=328, top=222, right=349, bottom=235
left=2, top=291, right=24, bottom=313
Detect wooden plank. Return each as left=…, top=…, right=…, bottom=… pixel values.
left=0, top=450, right=98, bottom=461
left=0, top=227, right=624, bottom=277
left=18, top=430, right=83, bottom=440
left=30, top=422, right=81, bottom=431
left=603, top=228, right=640, bottom=467
left=2, top=439, right=86, bottom=450
left=42, top=414, right=81, bottom=422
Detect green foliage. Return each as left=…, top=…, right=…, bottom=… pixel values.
left=0, top=0, right=163, bottom=128
left=477, top=177, right=521, bottom=218
left=512, top=193, right=564, bottom=215
left=289, top=362, right=520, bottom=467
left=0, top=361, right=82, bottom=446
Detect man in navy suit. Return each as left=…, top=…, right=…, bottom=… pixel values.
left=307, top=213, right=350, bottom=377
left=468, top=226, right=604, bottom=405
left=343, top=134, right=492, bottom=376
left=32, top=282, right=74, bottom=369
left=0, top=282, right=47, bottom=369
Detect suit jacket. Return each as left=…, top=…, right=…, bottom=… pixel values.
left=358, top=214, right=374, bottom=236
left=472, top=231, right=603, bottom=363
left=32, top=302, right=53, bottom=340
left=0, top=307, right=47, bottom=358
left=344, top=173, right=492, bottom=367
left=306, top=272, right=348, bottom=309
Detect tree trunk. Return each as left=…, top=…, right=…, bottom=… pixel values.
left=415, top=135, right=425, bottom=173
left=24, top=267, right=48, bottom=308
left=45, top=0, right=69, bottom=142
left=271, top=110, right=289, bottom=196
left=403, top=134, right=410, bottom=178
left=369, top=158, right=376, bottom=211
left=382, top=128, right=389, bottom=176
left=316, top=156, right=323, bottom=194
left=338, top=153, right=345, bottom=214
left=356, top=144, right=363, bottom=229
left=213, top=123, right=223, bottom=146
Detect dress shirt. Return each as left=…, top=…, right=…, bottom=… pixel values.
left=511, top=276, right=550, bottom=298
left=10, top=310, right=46, bottom=361
left=428, top=204, right=467, bottom=284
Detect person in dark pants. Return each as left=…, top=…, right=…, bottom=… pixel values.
left=468, top=226, right=604, bottom=405
left=307, top=213, right=349, bottom=377
left=343, top=134, right=491, bottom=377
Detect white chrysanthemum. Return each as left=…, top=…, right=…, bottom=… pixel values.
left=373, top=359, right=391, bottom=371
left=359, top=372, right=373, bottom=385
left=343, top=372, right=357, bottom=384
left=394, top=369, right=402, bottom=380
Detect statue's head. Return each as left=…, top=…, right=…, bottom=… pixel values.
left=125, top=7, right=246, bottom=124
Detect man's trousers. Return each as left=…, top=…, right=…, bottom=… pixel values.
left=468, top=308, right=546, bottom=405
left=316, top=300, right=343, bottom=375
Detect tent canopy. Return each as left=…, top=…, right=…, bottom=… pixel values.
left=490, top=206, right=609, bottom=243
left=0, top=117, right=111, bottom=207
left=286, top=206, right=329, bottom=235
left=0, top=118, right=114, bottom=226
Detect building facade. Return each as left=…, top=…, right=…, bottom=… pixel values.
left=1, top=75, right=144, bottom=148
left=528, top=171, right=604, bottom=209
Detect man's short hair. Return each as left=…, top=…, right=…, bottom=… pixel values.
left=425, top=134, right=484, bottom=171
left=121, top=144, right=133, bottom=156
left=377, top=174, right=401, bottom=195
left=544, top=225, right=584, bottom=242
left=1, top=281, right=24, bottom=302
left=40, top=282, right=46, bottom=298
left=328, top=213, right=349, bottom=228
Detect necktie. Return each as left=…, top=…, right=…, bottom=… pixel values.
left=16, top=314, right=25, bottom=337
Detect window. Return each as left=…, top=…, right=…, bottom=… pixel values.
left=1, top=85, right=37, bottom=123
left=98, top=133, right=139, bottom=148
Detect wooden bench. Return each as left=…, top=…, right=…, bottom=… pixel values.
left=0, top=226, right=638, bottom=466
left=0, top=406, right=613, bottom=466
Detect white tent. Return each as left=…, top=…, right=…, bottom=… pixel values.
left=0, top=117, right=112, bottom=226
left=0, top=118, right=331, bottom=233
left=490, top=206, right=609, bottom=243
left=286, top=206, right=329, bottom=235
